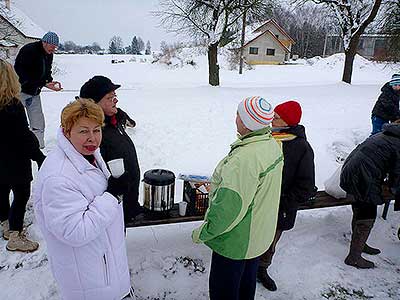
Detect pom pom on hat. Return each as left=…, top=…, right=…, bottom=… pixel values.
left=389, top=74, right=400, bottom=87
left=42, top=32, right=59, bottom=46
left=237, top=96, right=274, bottom=131
left=274, top=100, right=302, bottom=126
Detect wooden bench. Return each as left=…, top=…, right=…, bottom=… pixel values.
left=126, top=190, right=394, bottom=228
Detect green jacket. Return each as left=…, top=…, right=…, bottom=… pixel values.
left=192, top=127, right=283, bottom=259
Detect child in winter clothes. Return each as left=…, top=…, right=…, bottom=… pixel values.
left=371, top=73, right=400, bottom=135
left=257, top=100, right=315, bottom=292
left=192, top=96, right=283, bottom=300
left=0, top=59, right=45, bottom=252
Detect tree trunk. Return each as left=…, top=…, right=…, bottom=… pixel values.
left=208, top=42, right=220, bottom=86
left=342, top=36, right=360, bottom=84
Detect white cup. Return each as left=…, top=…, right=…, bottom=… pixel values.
left=107, top=158, right=124, bottom=178
left=178, top=201, right=188, bottom=217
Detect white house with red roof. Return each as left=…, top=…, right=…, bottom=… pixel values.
left=238, top=19, right=295, bottom=65
left=0, top=0, right=44, bottom=59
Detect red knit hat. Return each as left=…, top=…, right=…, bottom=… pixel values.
left=274, top=100, right=302, bottom=126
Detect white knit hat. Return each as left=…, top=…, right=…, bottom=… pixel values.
left=237, top=96, right=274, bottom=131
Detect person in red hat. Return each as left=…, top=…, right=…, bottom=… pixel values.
left=257, top=100, right=316, bottom=292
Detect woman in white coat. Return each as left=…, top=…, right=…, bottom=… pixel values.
left=33, top=98, right=134, bottom=300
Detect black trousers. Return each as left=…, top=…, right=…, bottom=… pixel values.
left=0, top=183, right=31, bottom=231
left=352, top=201, right=377, bottom=221
left=209, top=251, right=260, bottom=300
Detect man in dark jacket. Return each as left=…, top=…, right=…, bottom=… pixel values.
left=80, top=76, right=141, bottom=224
left=340, top=123, right=400, bottom=269
left=14, top=31, right=63, bottom=148
left=371, top=74, right=400, bottom=135
left=257, top=100, right=315, bottom=291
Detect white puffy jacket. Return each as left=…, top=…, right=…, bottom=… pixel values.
left=33, top=129, right=131, bottom=300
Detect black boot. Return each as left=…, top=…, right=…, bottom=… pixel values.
left=345, top=219, right=375, bottom=269
left=257, top=267, right=277, bottom=291
left=363, top=244, right=381, bottom=255
left=352, top=213, right=380, bottom=255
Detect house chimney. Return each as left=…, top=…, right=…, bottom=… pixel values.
left=5, top=0, right=11, bottom=9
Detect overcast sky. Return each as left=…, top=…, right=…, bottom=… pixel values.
left=13, top=0, right=179, bottom=49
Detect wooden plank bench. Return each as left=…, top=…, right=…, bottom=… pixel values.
left=126, top=190, right=394, bottom=228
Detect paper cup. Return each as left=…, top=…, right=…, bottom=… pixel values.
left=179, top=201, right=188, bottom=216
left=108, top=158, right=124, bottom=178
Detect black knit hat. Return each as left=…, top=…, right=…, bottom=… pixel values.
left=79, top=76, right=121, bottom=103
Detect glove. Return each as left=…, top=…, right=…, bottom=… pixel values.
left=36, top=153, right=46, bottom=170
left=106, top=172, right=129, bottom=199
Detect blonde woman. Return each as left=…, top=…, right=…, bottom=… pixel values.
left=33, top=98, right=133, bottom=300
left=0, top=59, right=45, bottom=252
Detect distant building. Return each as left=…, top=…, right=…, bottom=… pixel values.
left=323, top=34, right=390, bottom=60
left=0, top=0, right=44, bottom=60
left=230, top=19, right=295, bottom=65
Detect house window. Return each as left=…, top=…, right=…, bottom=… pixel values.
left=358, top=39, right=364, bottom=49
left=249, top=47, right=258, bottom=55
left=266, top=48, right=275, bottom=56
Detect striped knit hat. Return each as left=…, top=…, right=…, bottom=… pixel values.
left=390, top=74, right=400, bottom=87
left=42, top=32, right=59, bottom=46
left=237, top=96, right=274, bottom=131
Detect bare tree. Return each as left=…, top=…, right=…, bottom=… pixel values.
left=383, top=0, right=400, bottom=62
left=154, top=0, right=271, bottom=86
left=308, top=0, right=383, bottom=84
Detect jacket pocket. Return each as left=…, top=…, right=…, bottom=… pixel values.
left=103, top=254, right=110, bottom=286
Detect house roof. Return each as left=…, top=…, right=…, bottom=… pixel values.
left=0, top=2, right=44, bottom=39
left=253, top=19, right=295, bottom=44
left=243, top=29, right=291, bottom=53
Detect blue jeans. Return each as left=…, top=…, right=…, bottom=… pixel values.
left=371, top=115, right=387, bottom=136
left=20, top=92, right=45, bottom=148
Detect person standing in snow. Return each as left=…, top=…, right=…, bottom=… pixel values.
left=257, top=100, right=315, bottom=291
left=14, top=31, right=63, bottom=149
left=371, top=73, right=400, bottom=135
left=33, top=98, right=134, bottom=300
left=0, top=59, right=45, bottom=253
left=340, top=122, right=400, bottom=269
left=192, top=96, right=283, bottom=300
left=80, top=76, right=141, bottom=224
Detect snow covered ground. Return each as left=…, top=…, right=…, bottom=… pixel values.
left=0, top=53, right=399, bottom=299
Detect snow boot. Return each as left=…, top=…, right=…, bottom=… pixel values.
left=352, top=213, right=380, bottom=255
left=257, top=267, right=277, bottom=291
left=345, top=219, right=375, bottom=269
left=6, top=231, right=39, bottom=253
left=1, top=220, right=10, bottom=240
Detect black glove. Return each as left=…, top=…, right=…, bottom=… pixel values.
left=106, top=172, right=130, bottom=199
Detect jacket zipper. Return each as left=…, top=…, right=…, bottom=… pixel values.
left=103, top=254, right=110, bottom=286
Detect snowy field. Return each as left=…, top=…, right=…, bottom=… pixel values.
left=0, top=53, right=399, bottom=299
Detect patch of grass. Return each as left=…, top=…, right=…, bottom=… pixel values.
left=322, top=283, right=373, bottom=300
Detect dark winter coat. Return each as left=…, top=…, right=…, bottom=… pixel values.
left=14, top=41, right=54, bottom=96
left=340, top=123, right=400, bottom=206
left=274, top=125, right=315, bottom=231
left=0, top=101, right=45, bottom=183
left=371, top=83, right=400, bottom=122
left=100, top=108, right=141, bottom=220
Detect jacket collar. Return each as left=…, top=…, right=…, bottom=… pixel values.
left=56, top=128, right=109, bottom=176
left=231, top=127, right=272, bottom=151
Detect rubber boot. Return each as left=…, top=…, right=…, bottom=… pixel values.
left=345, top=219, right=375, bottom=269
left=352, top=212, right=380, bottom=255
left=257, top=267, right=277, bottom=291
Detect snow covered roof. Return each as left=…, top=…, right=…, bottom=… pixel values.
left=252, top=19, right=295, bottom=44
left=243, top=29, right=291, bottom=53
left=0, top=2, right=44, bottom=39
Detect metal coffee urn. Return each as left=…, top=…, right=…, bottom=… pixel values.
left=143, top=169, right=175, bottom=212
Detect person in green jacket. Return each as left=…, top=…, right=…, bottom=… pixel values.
left=192, top=96, right=283, bottom=300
